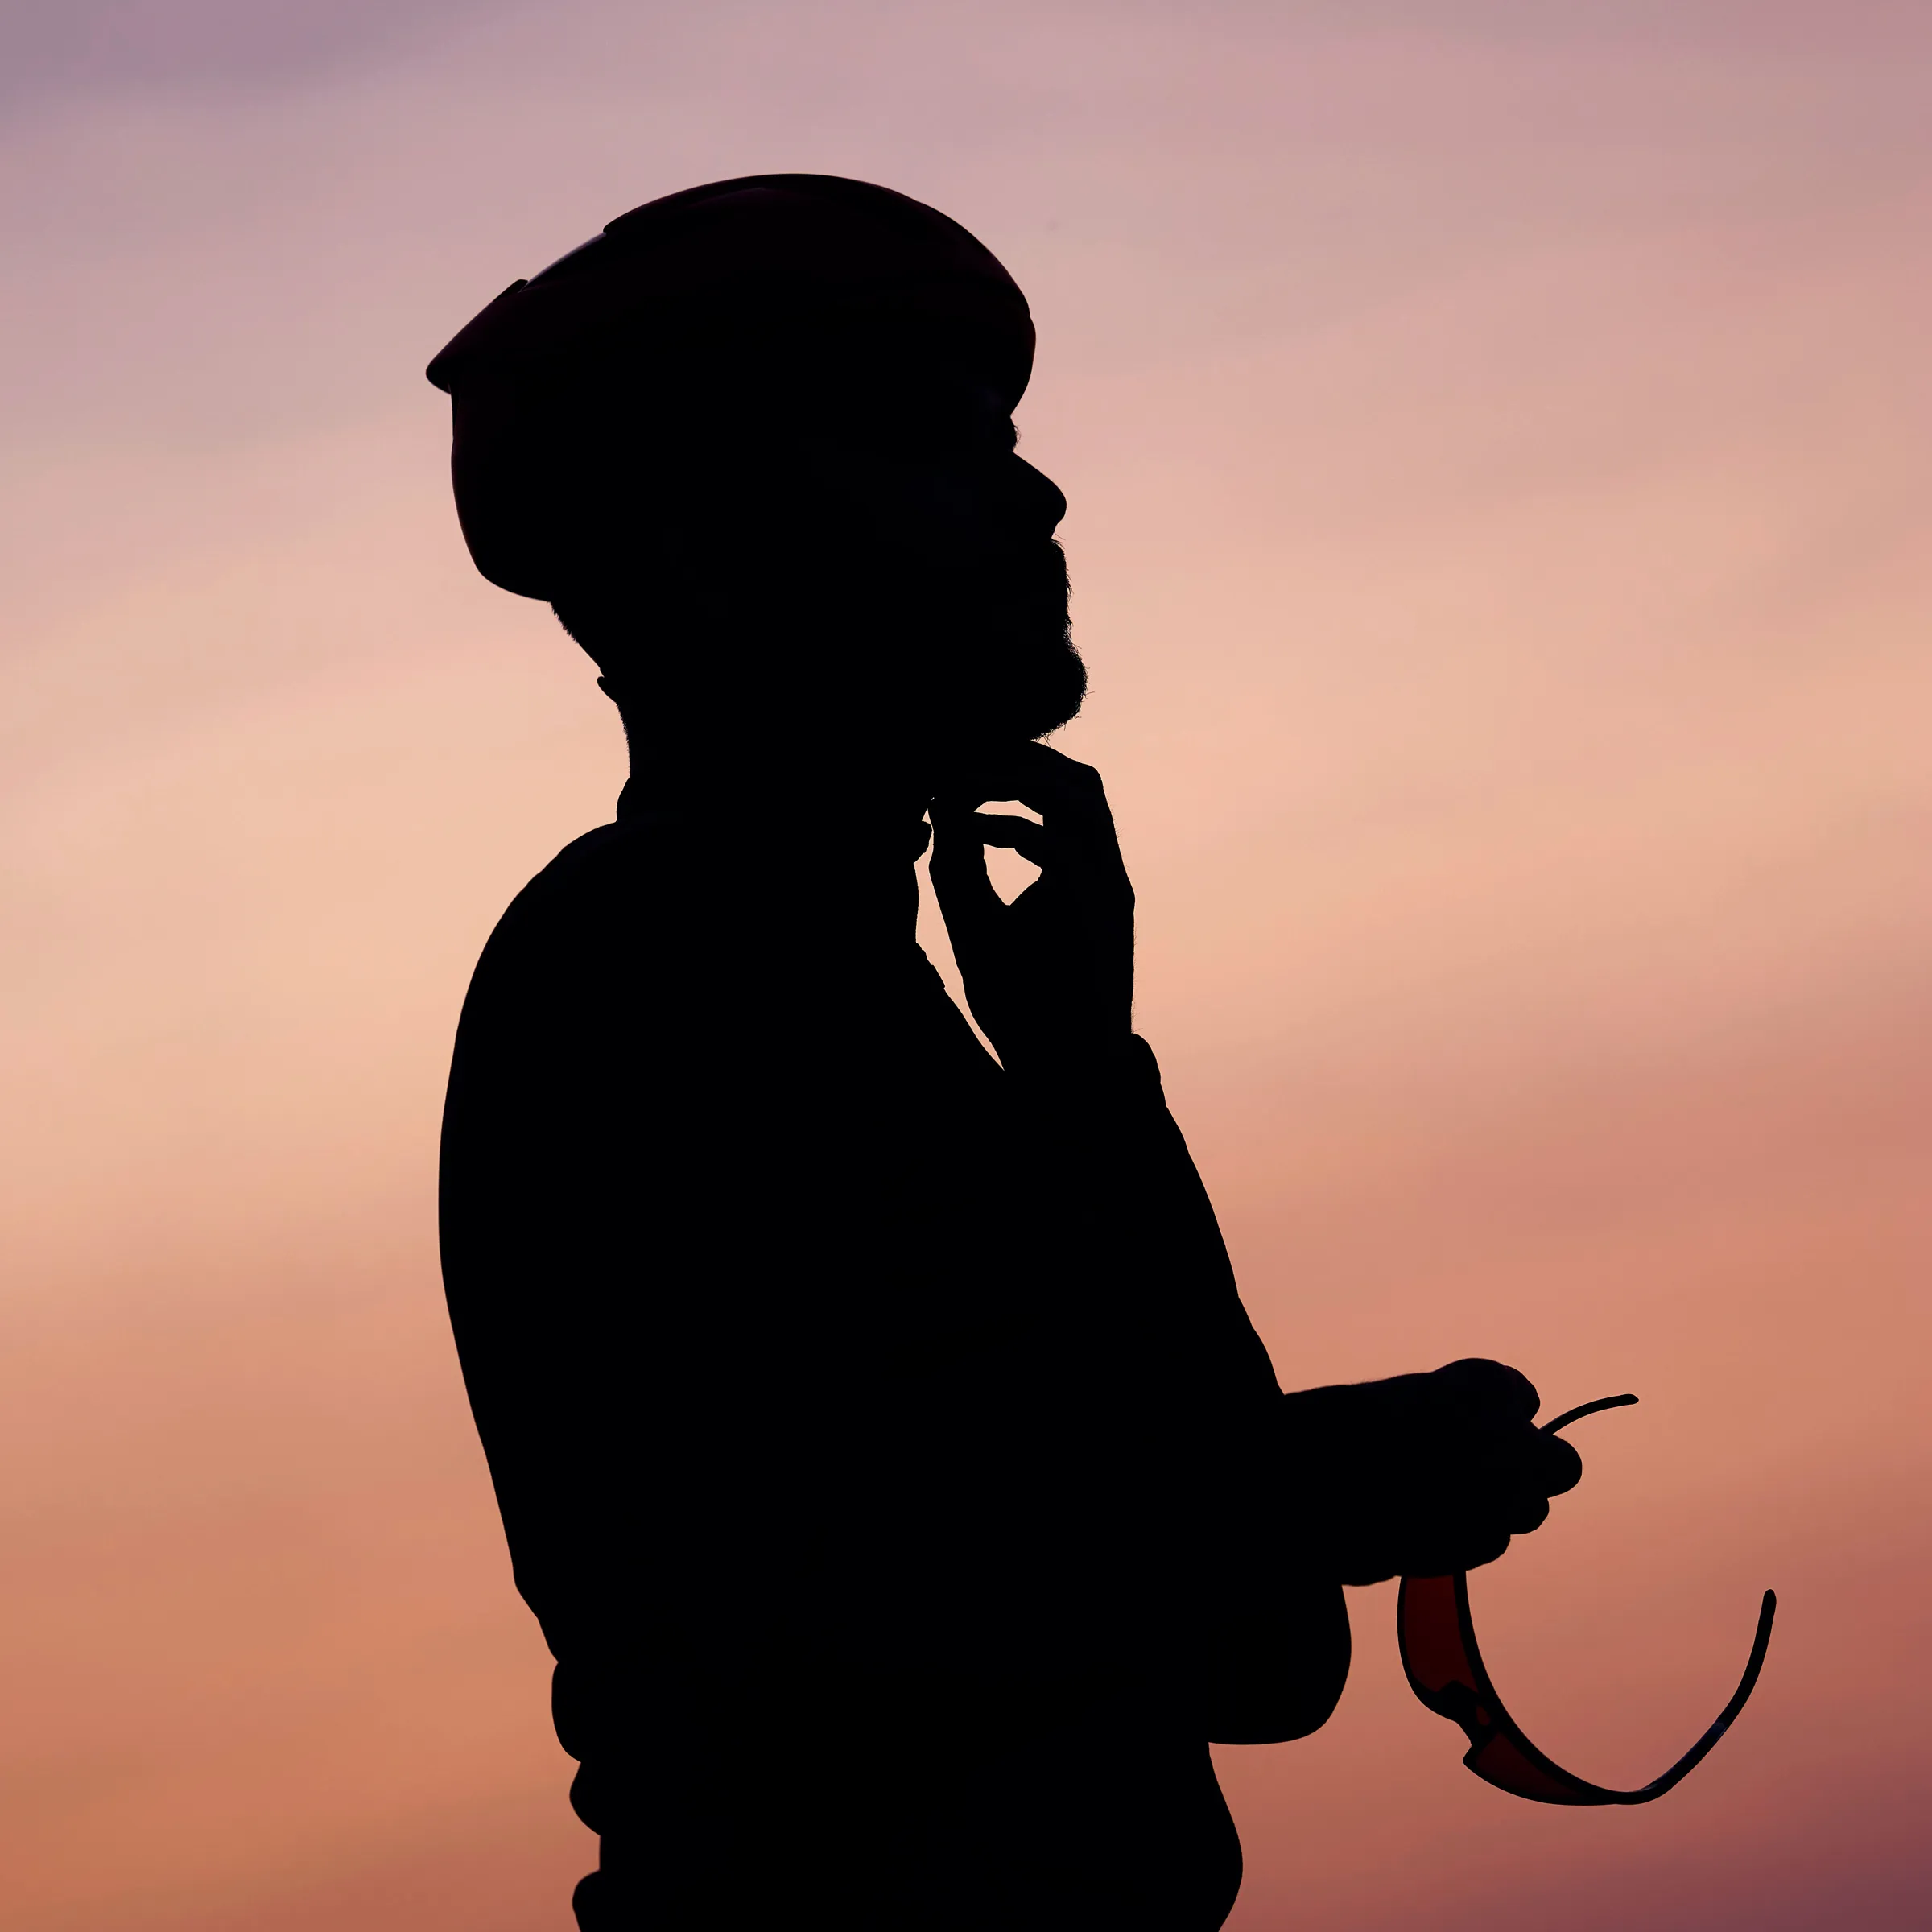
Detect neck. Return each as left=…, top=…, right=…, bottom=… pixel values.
left=613, top=704, right=933, bottom=907
left=614, top=695, right=922, bottom=816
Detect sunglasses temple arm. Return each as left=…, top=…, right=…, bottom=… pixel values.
left=1531, top=1394, right=1778, bottom=1799
left=1541, top=1393, right=1639, bottom=1435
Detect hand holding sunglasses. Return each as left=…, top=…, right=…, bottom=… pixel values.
left=1283, top=1359, right=1587, bottom=1587
left=1398, top=1394, right=1776, bottom=1805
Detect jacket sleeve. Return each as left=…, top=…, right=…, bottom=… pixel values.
left=1005, top=1036, right=1351, bottom=1743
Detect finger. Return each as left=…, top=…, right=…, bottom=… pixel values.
left=1436, top=1358, right=1541, bottom=1425
left=927, top=802, right=1001, bottom=938
left=1012, top=749, right=1117, bottom=846
left=1536, top=1433, right=1583, bottom=1498
left=940, top=774, right=1129, bottom=924
left=957, top=745, right=1121, bottom=852
left=1458, top=1525, right=1513, bottom=1573
left=1407, top=1521, right=1512, bottom=1579
left=1504, top=1492, right=1552, bottom=1536
left=967, top=811, right=1067, bottom=868
left=1340, top=1557, right=1399, bottom=1588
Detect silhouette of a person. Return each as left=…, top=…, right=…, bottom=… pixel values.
left=430, top=176, right=1581, bottom=1930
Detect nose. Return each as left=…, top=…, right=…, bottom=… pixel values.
left=1010, top=455, right=1067, bottom=536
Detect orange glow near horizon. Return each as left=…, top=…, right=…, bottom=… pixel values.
left=2, top=5, right=1928, bottom=1926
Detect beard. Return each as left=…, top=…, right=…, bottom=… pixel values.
left=553, top=530, right=1084, bottom=758
left=906, top=535, right=1084, bottom=749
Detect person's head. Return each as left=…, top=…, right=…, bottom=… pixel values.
left=427, top=175, right=1083, bottom=778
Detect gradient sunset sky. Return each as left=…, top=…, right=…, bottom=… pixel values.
left=2, top=3, right=1928, bottom=1926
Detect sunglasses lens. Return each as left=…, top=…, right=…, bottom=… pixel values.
left=1399, top=1573, right=1607, bottom=1802
left=1397, top=1574, right=1479, bottom=1706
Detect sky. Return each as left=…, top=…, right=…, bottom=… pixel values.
left=2, top=2, right=1928, bottom=1926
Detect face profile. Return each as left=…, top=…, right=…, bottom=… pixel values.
left=551, top=344, right=1084, bottom=764
left=431, top=173, right=1080, bottom=772
left=771, top=356, right=1083, bottom=753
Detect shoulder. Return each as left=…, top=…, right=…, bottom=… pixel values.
left=456, top=819, right=686, bottom=1037
left=481, top=818, right=677, bottom=964
left=502, top=818, right=650, bottom=925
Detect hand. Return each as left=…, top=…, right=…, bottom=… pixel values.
left=1282, top=1360, right=1584, bottom=1585
left=928, top=745, right=1135, bottom=1075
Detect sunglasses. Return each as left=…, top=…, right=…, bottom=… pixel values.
left=1397, top=1393, right=1776, bottom=1805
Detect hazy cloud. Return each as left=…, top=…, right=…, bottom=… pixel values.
left=0, top=0, right=524, bottom=114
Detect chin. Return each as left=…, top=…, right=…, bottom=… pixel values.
left=1007, top=637, right=1088, bottom=741
left=914, top=642, right=1087, bottom=762
left=927, top=547, right=1085, bottom=745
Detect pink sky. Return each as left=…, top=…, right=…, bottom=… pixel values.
left=2, top=4, right=1928, bottom=1926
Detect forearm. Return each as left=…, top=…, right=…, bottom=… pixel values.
left=1004, top=1033, right=1281, bottom=1406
